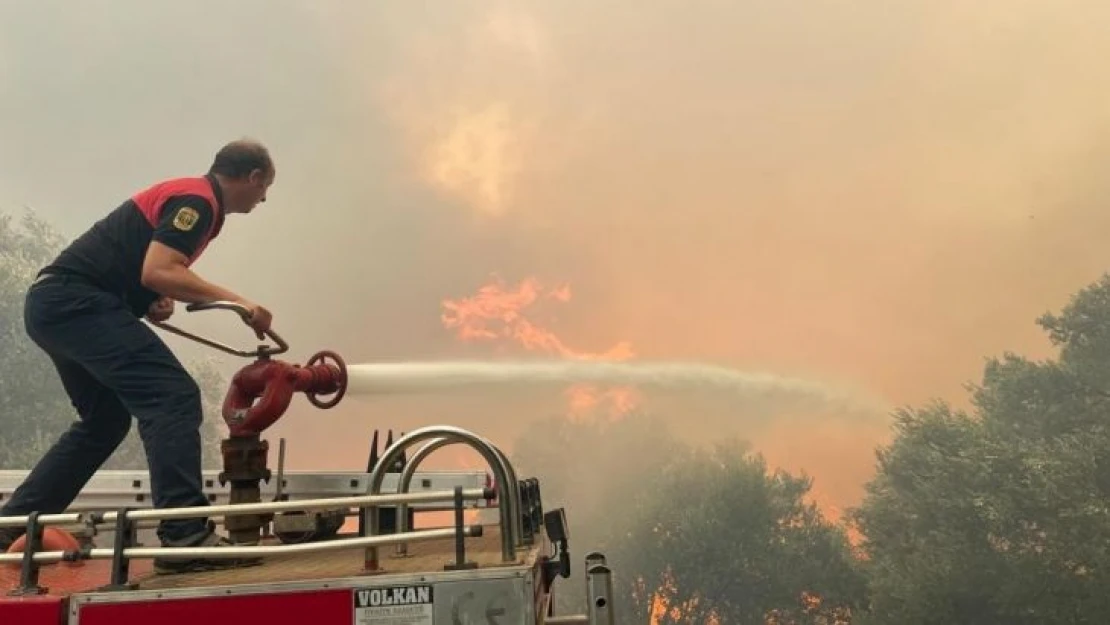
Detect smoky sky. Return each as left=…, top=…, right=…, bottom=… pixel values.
left=4, top=1, right=1110, bottom=510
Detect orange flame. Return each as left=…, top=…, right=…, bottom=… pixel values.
left=441, top=275, right=638, bottom=419
left=642, top=569, right=721, bottom=625
left=441, top=275, right=633, bottom=360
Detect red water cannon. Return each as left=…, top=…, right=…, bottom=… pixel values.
left=222, top=349, right=346, bottom=437
left=153, top=301, right=348, bottom=432
left=151, top=301, right=349, bottom=543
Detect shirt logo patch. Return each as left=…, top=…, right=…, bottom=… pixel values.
left=172, top=207, right=200, bottom=231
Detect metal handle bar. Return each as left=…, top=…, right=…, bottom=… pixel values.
left=186, top=300, right=253, bottom=317
left=151, top=300, right=288, bottom=358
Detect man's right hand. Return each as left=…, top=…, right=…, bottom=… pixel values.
left=240, top=302, right=273, bottom=339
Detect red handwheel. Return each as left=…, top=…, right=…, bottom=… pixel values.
left=305, top=350, right=347, bottom=409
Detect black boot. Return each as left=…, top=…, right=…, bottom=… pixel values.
left=153, top=522, right=264, bottom=575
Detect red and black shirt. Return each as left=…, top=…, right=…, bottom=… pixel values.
left=42, top=174, right=226, bottom=316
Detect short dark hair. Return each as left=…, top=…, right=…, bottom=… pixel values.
left=208, top=139, right=274, bottom=179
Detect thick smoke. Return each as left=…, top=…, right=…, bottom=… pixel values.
left=3, top=1, right=1110, bottom=517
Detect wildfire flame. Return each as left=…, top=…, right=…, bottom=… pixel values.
left=644, top=569, right=722, bottom=625
left=376, top=5, right=552, bottom=220
left=441, top=274, right=638, bottom=420
left=426, top=102, right=520, bottom=216
left=646, top=570, right=852, bottom=625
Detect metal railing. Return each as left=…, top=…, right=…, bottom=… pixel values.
left=0, top=486, right=492, bottom=596
left=359, top=425, right=524, bottom=568
left=0, top=469, right=493, bottom=512
left=392, top=433, right=525, bottom=556
left=0, top=490, right=489, bottom=530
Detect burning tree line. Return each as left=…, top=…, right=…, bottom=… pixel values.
left=502, top=270, right=1110, bottom=624
left=2, top=207, right=1109, bottom=623
left=437, top=267, right=1110, bottom=622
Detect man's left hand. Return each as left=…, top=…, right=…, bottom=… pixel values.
left=146, top=296, right=175, bottom=322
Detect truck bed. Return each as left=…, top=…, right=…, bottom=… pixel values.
left=1, top=525, right=556, bottom=625
left=137, top=525, right=520, bottom=591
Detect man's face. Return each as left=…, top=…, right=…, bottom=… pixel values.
left=235, top=168, right=275, bottom=213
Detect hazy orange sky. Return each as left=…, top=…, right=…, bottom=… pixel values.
left=4, top=1, right=1110, bottom=513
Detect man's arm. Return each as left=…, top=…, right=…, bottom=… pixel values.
left=140, top=197, right=273, bottom=337
left=140, top=196, right=244, bottom=304
left=142, top=242, right=245, bottom=304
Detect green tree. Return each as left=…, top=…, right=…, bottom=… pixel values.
left=615, top=438, right=867, bottom=625
left=512, top=413, right=867, bottom=624
left=852, top=274, right=1110, bottom=624
left=0, top=208, right=227, bottom=470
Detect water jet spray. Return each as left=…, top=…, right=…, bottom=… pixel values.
left=342, top=359, right=889, bottom=419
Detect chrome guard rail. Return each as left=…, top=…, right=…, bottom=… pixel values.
left=0, top=525, right=484, bottom=565
left=0, top=486, right=492, bottom=595
left=360, top=425, right=524, bottom=567
left=393, top=435, right=523, bottom=556
left=0, top=489, right=490, bottom=529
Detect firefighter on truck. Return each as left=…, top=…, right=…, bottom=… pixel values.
left=0, top=139, right=278, bottom=574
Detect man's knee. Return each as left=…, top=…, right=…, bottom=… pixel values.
left=66, top=386, right=133, bottom=448
left=160, top=375, right=204, bottom=426
left=96, top=404, right=133, bottom=445
left=124, top=370, right=204, bottom=440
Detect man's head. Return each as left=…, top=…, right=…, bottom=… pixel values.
left=208, top=139, right=275, bottom=214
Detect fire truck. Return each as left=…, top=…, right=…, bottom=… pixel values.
left=0, top=302, right=616, bottom=624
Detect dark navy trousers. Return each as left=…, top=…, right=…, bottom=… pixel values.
left=0, top=273, right=211, bottom=544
